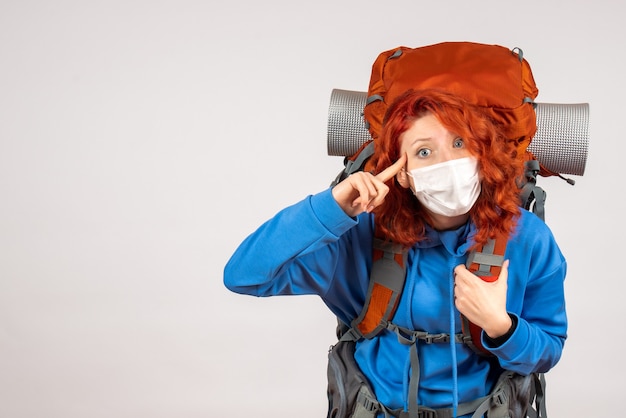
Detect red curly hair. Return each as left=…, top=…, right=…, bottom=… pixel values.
left=365, top=89, right=524, bottom=248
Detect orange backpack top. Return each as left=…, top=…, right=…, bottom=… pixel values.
left=363, top=41, right=539, bottom=168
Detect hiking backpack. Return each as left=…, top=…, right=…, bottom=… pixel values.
left=325, top=41, right=590, bottom=418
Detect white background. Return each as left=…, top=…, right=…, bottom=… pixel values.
left=0, top=1, right=618, bottom=417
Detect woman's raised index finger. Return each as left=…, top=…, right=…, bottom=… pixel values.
left=376, top=153, right=407, bottom=182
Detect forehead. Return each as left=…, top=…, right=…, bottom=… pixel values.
left=399, top=113, right=455, bottom=148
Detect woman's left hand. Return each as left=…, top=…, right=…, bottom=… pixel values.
left=453, top=260, right=511, bottom=339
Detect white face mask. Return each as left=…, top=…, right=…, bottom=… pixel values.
left=407, top=157, right=481, bottom=217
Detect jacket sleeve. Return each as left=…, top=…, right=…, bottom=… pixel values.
left=482, top=211, right=568, bottom=375
left=223, top=189, right=358, bottom=297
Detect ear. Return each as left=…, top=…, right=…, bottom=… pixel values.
left=396, top=169, right=411, bottom=189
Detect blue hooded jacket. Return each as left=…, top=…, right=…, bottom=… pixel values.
left=224, top=188, right=567, bottom=415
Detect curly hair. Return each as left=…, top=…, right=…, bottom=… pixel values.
left=364, top=88, right=524, bottom=248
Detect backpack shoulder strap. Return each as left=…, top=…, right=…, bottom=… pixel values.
left=466, top=234, right=507, bottom=278
left=331, top=140, right=375, bottom=187
left=341, top=236, right=408, bottom=341
left=341, top=225, right=510, bottom=358
left=462, top=232, right=509, bottom=356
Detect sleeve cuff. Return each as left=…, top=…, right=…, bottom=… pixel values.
left=309, top=188, right=358, bottom=236
left=483, top=313, right=518, bottom=348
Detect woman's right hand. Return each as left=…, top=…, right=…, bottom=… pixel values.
left=331, top=154, right=407, bottom=217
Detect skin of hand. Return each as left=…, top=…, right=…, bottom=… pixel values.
left=453, top=260, right=512, bottom=339
left=331, top=154, right=407, bottom=218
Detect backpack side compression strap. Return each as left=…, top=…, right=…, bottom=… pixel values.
left=462, top=233, right=508, bottom=356
left=346, top=238, right=408, bottom=340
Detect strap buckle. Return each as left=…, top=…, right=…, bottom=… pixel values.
left=356, top=387, right=379, bottom=413
left=421, top=333, right=449, bottom=344
left=417, top=409, right=437, bottom=418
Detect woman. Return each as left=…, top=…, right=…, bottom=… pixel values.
left=224, top=89, right=567, bottom=417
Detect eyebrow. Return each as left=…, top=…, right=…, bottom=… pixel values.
left=409, top=137, right=431, bottom=147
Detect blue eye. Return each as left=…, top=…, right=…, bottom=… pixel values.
left=418, top=148, right=431, bottom=158
left=453, top=138, right=464, bottom=148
